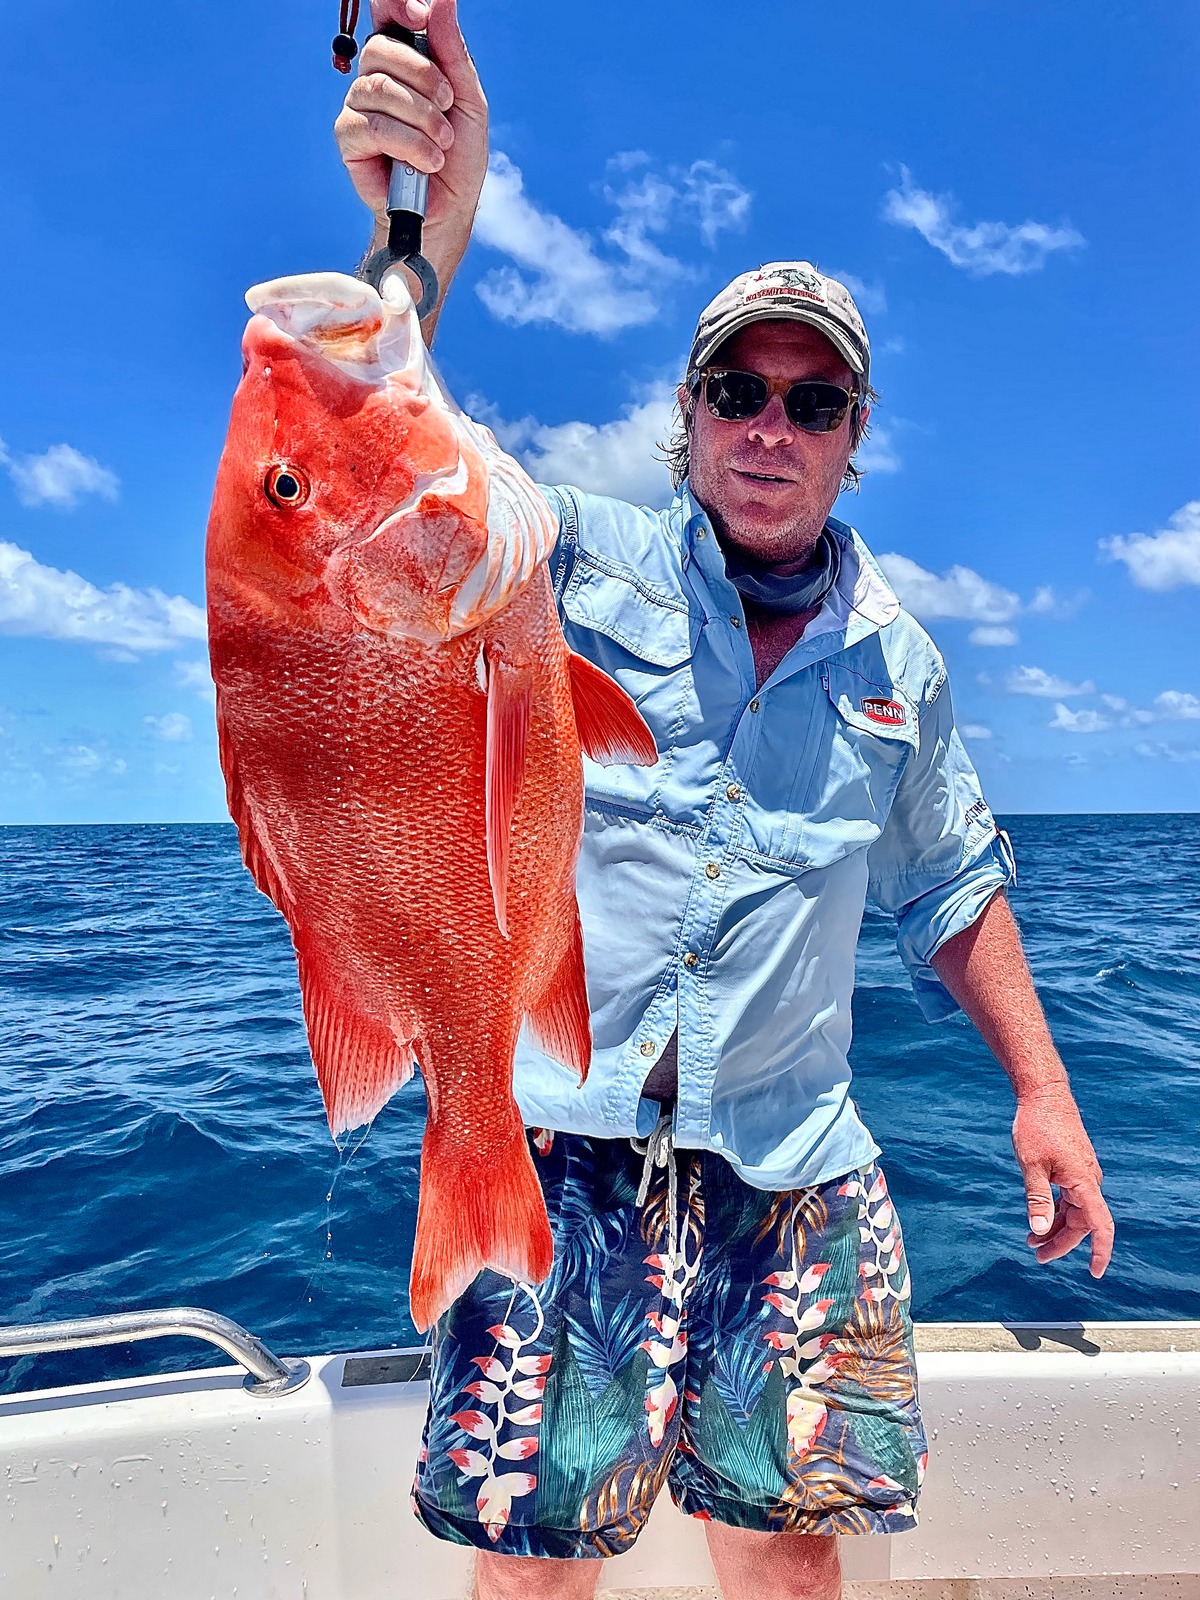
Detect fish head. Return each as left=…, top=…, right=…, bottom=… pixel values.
left=207, top=272, right=557, bottom=645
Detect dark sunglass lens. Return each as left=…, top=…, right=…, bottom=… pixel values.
left=786, top=382, right=851, bottom=433
left=706, top=370, right=768, bottom=421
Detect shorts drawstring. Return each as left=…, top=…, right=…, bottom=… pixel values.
left=632, top=1110, right=678, bottom=1262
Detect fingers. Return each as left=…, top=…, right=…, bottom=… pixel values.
left=1024, top=1184, right=1115, bottom=1278
left=344, top=67, right=455, bottom=160
left=1023, top=1163, right=1055, bottom=1238
left=425, top=0, right=487, bottom=113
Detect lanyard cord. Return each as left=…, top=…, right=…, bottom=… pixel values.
left=332, top=0, right=361, bottom=72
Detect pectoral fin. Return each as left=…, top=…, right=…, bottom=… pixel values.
left=485, top=648, right=533, bottom=939
left=568, top=653, right=658, bottom=766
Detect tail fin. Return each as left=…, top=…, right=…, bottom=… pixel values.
left=409, top=1112, right=554, bottom=1332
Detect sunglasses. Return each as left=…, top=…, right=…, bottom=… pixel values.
left=697, top=367, right=859, bottom=433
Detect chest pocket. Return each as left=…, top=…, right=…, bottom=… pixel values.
left=782, top=661, right=918, bottom=871
left=560, top=553, right=697, bottom=812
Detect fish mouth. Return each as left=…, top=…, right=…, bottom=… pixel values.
left=245, top=272, right=420, bottom=385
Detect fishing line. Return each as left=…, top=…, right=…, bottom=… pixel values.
left=297, top=1121, right=374, bottom=1306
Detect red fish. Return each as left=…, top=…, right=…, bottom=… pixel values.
left=206, top=273, right=655, bottom=1329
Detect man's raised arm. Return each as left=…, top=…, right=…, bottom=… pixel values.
left=333, top=0, right=489, bottom=343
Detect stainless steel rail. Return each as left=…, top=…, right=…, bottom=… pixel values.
left=0, top=1307, right=311, bottom=1397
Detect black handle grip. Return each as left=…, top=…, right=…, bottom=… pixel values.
left=374, top=21, right=432, bottom=58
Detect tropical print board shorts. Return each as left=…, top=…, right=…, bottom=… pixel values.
left=412, top=1125, right=927, bottom=1558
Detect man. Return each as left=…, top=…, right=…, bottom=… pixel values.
left=335, top=6, right=1114, bottom=1597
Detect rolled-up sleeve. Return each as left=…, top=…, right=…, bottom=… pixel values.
left=867, top=663, right=1016, bottom=1022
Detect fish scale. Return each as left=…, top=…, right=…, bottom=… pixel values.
left=206, top=271, right=657, bottom=1328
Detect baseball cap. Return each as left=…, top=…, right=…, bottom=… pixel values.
left=688, top=262, right=871, bottom=393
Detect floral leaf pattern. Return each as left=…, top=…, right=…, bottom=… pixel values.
left=412, top=1133, right=926, bottom=1556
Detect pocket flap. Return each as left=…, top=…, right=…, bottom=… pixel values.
left=561, top=554, right=695, bottom=669
left=823, top=663, right=918, bottom=747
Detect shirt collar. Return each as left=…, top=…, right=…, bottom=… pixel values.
left=671, top=483, right=901, bottom=632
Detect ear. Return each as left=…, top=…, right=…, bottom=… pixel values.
left=676, top=382, right=690, bottom=413
left=852, top=401, right=871, bottom=448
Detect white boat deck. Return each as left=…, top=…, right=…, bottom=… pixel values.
left=2, top=1321, right=1197, bottom=1599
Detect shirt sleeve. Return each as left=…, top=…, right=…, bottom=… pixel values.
left=867, top=661, right=1017, bottom=1023
left=536, top=483, right=577, bottom=605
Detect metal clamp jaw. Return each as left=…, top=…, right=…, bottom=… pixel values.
left=359, top=24, right=440, bottom=317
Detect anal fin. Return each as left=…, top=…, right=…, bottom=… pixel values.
left=526, top=903, right=591, bottom=1083
left=568, top=653, right=658, bottom=766
left=297, top=948, right=415, bottom=1135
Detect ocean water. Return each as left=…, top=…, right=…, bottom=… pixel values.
left=1, top=816, right=1197, bottom=1394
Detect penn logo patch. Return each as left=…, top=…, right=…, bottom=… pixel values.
left=861, top=697, right=907, bottom=727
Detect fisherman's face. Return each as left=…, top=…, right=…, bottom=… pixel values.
left=684, top=320, right=866, bottom=569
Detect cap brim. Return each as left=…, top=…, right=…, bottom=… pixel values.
left=692, top=305, right=867, bottom=382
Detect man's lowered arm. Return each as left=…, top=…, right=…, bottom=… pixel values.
left=931, top=891, right=1115, bottom=1278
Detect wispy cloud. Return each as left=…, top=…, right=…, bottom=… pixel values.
left=1006, top=665, right=1095, bottom=698
left=1135, top=741, right=1200, bottom=763
left=1049, top=687, right=1200, bottom=735
left=970, top=625, right=1018, bottom=647
left=825, top=269, right=887, bottom=317
left=0, top=438, right=119, bottom=510
left=960, top=723, right=994, bottom=740
left=882, top=167, right=1084, bottom=276
left=479, top=381, right=677, bottom=508
left=175, top=659, right=216, bottom=700
left=474, top=151, right=750, bottom=336
left=0, top=540, right=205, bottom=651
left=1100, top=501, right=1200, bottom=591
left=854, top=423, right=901, bottom=476
left=144, top=712, right=193, bottom=742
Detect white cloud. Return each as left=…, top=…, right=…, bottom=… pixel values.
left=960, top=723, right=994, bottom=740
left=474, top=151, right=750, bottom=336
left=1143, top=690, right=1200, bottom=723
left=0, top=438, right=119, bottom=510
left=1006, top=665, right=1095, bottom=698
left=0, top=540, right=205, bottom=652
left=970, top=625, right=1018, bottom=647
left=145, top=712, right=193, bottom=742
left=1135, top=741, right=1200, bottom=763
left=877, top=553, right=1020, bottom=623
left=854, top=423, right=901, bottom=476
left=1050, top=702, right=1109, bottom=734
left=825, top=270, right=887, bottom=317
left=882, top=167, right=1084, bottom=276
left=59, top=742, right=127, bottom=776
left=175, top=658, right=216, bottom=700
left=1100, top=501, right=1200, bottom=591
left=484, top=381, right=677, bottom=508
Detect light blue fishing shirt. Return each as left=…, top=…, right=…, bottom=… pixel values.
left=512, top=482, right=1015, bottom=1190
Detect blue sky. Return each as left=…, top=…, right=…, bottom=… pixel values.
left=1, top=0, right=1196, bottom=823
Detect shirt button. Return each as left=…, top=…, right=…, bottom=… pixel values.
left=730, top=615, right=742, bottom=629
left=639, top=1040, right=656, bottom=1057
left=696, top=527, right=708, bottom=541
left=705, top=862, right=721, bottom=880
left=749, top=698, right=760, bottom=713
left=683, top=951, right=700, bottom=969
left=725, top=782, right=741, bottom=801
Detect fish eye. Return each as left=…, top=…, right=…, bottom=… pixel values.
left=264, top=464, right=309, bottom=508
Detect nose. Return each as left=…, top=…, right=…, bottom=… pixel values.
left=747, top=392, right=794, bottom=448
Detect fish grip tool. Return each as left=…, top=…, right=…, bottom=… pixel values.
left=335, top=18, right=440, bottom=317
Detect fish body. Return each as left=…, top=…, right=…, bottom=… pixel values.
left=206, top=273, right=655, bottom=1329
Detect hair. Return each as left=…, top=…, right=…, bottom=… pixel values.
left=659, top=374, right=881, bottom=496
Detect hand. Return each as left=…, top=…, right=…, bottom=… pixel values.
left=1012, top=1083, right=1114, bottom=1278
left=334, top=0, right=489, bottom=294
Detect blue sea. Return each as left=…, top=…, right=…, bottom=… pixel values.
left=1, top=816, right=1197, bottom=1395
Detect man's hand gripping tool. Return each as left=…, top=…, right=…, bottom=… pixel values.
left=358, top=24, right=440, bottom=316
